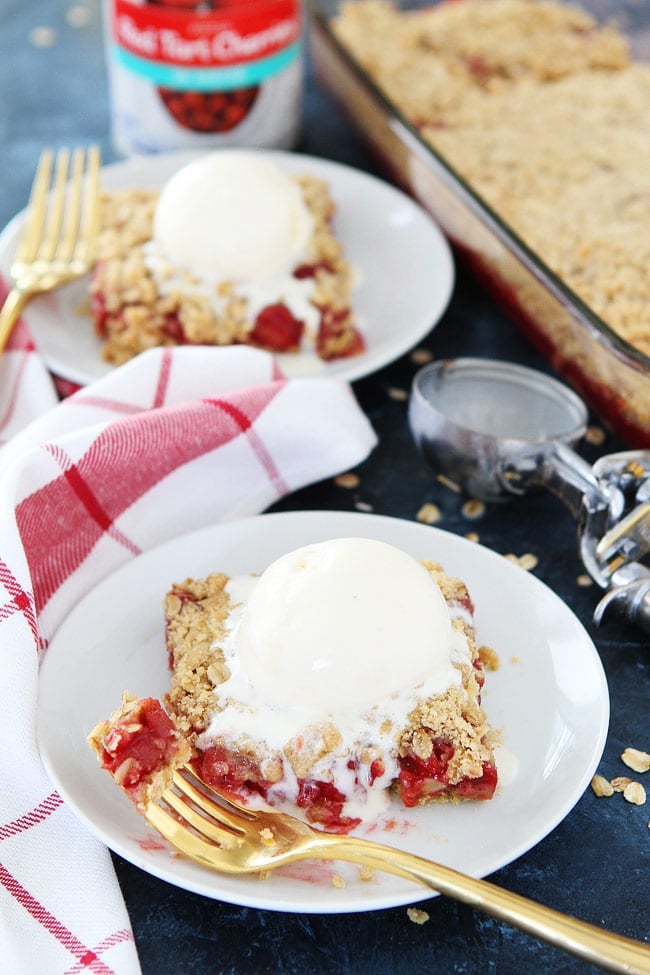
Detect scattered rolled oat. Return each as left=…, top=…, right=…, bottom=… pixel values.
left=334, top=472, right=360, bottom=489
left=407, top=907, right=430, bottom=925
left=465, top=531, right=480, bottom=543
left=610, top=776, right=633, bottom=792
left=66, top=4, right=92, bottom=27
left=29, top=25, right=57, bottom=47
left=416, top=502, right=441, bottom=525
left=259, top=827, right=276, bottom=846
left=437, top=473, right=461, bottom=493
left=478, top=645, right=500, bottom=671
left=359, top=865, right=376, bottom=882
left=505, top=553, right=538, bottom=571
left=518, top=553, right=539, bottom=571
left=577, top=574, right=594, bottom=587
left=354, top=500, right=374, bottom=512
left=585, top=426, right=606, bottom=446
left=461, top=499, right=485, bottom=520
left=332, top=873, right=346, bottom=889
left=591, top=774, right=614, bottom=797
left=621, top=748, right=650, bottom=774
left=623, top=781, right=646, bottom=806
left=387, top=386, right=409, bottom=401
left=410, top=347, right=433, bottom=365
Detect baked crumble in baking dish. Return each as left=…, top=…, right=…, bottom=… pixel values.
left=332, top=0, right=650, bottom=359
left=89, top=538, right=498, bottom=836
left=317, top=0, right=650, bottom=444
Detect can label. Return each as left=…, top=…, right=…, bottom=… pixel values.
left=105, top=0, right=304, bottom=154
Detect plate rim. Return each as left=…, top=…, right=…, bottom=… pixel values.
left=0, top=149, right=455, bottom=387
left=36, top=509, right=610, bottom=914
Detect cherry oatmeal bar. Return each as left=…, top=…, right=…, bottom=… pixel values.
left=89, top=540, right=498, bottom=834
left=90, top=162, right=363, bottom=366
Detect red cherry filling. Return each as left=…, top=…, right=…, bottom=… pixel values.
left=198, top=744, right=273, bottom=799
left=90, top=265, right=108, bottom=336
left=196, top=744, right=362, bottom=833
left=293, top=260, right=336, bottom=279
left=296, top=779, right=361, bottom=834
left=161, top=313, right=189, bottom=344
left=397, top=735, right=497, bottom=806
left=98, top=699, right=180, bottom=799
left=454, top=761, right=498, bottom=801
left=249, top=303, right=305, bottom=352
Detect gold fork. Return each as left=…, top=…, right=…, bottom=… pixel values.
left=0, top=145, right=101, bottom=353
left=145, top=765, right=650, bottom=975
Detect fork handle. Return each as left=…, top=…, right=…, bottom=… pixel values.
left=0, top=286, right=29, bottom=354
left=316, top=835, right=650, bottom=974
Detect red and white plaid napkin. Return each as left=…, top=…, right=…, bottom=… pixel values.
left=0, top=333, right=376, bottom=973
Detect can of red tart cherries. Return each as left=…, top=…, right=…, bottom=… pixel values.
left=103, top=0, right=304, bottom=154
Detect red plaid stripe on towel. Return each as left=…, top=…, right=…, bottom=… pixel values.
left=0, top=344, right=376, bottom=973
left=0, top=279, right=60, bottom=445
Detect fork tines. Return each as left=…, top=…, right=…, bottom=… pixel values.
left=18, top=145, right=101, bottom=268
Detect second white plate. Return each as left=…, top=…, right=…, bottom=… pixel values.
left=36, top=510, right=609, bottom=914
left=0, top=150, right=455, bottom=386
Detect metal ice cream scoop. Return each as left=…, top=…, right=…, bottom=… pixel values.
left=408, top=358, right=650, bottom=633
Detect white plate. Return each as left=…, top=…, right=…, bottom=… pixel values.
left=0, top=150, right=454, bottom=386
left=36, top=510, right=608, bottom=914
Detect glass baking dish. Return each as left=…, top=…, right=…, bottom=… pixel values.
left=308, top=0, right=650, bottom=446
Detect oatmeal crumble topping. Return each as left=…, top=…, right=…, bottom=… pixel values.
left=422, top=560, right=468, bottom=605
left=164, top=573, right=231, bottom=736
left=285, top=723, right=344, bottom=779
left=398, top=675, right=492, bottom=788
left=478, top=645, right=500, bottom=671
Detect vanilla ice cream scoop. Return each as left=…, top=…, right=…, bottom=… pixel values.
left=235, top=537, right=453, bottom=712
left=153, top=151, right=314, bottom=281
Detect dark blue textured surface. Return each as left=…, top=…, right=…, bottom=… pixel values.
left=2, top=3, right=648, bottom=973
